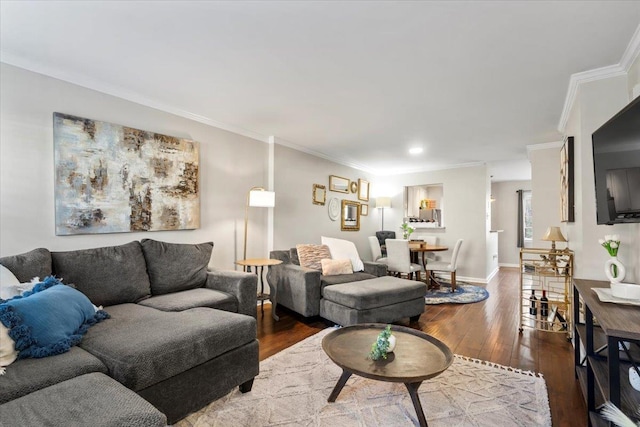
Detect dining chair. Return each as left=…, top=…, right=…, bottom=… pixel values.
left=423, top=236, right=439, bottom=262
left=368, top=236, right=388, bottom=265
left=425, top=239, right=463, bottom=292
left=375, top=230, right=396, bottom=256
left=385, top=239, right=424, bottom=281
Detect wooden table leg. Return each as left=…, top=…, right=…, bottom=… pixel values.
left=405, top=381, right=428, bottom=427
left=328, top=369, right=352, bottom=402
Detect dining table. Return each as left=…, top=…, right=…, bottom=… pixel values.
left=409, top=242, right=449, bottom=289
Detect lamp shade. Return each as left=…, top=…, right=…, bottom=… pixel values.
left=249, top=190, right=275, bottom=207
left=542, top=226, right=567, bottom=242
left=375, top=197, right=391, bottom=209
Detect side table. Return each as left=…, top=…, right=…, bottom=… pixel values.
left=235, top=258, right=283, bottom=320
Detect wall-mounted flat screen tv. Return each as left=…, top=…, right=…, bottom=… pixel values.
left=592, top=95, right=640, bottom=225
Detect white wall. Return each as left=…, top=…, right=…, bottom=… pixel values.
left=491, top=180, right=532, bottom=266
left=272, top=144, right=377, bottom=260
left=529, top=146, right=563, bottom=250
left=378, top=165, right=491, bottom=282
left=564, top=74, right=640, bottom=282
left=0, top=64, right=270, bottom=270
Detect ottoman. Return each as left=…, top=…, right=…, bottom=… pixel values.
left=319, top=276, right=427, bottom=326
left=0, top=372, right=167, bottom=427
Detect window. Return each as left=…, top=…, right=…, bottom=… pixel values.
left=523, top=191, right=532, bottom=240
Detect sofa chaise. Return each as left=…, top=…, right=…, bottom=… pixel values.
left=0, top=239, right=259, bottom=425
left=268, top=247, right=426, bottom=326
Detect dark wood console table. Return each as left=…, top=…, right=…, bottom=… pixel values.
left=573, top=279, right=640, bottom=426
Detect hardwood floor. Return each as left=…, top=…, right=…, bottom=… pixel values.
left=256, top=267, right=587, bottom=426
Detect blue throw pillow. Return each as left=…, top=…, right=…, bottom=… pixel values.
left=0, top=276, right=109, bottom=359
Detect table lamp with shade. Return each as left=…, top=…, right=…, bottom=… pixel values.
left=542, top=226, right=567, bottom=270
left=243, top=187, right=275, bottom=269
left=375, top=197, right=391, bottom=230
left=541, top=226, right=567, bottom=251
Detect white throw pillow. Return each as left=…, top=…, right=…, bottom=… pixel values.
left=321, top=236, right=365, bottom=272
left=1, top=265, right=20, bottom=300
left=0, top=266, right=39, bottom=300
left=0, top=322, right=17, bottom=375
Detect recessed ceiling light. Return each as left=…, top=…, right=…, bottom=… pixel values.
left=409, top=147, right=423, bottom=155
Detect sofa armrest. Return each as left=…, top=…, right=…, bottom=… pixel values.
left=266, top=263, right=322, bottom=317
left=363, top=261, right=387, bottom=277
left=205, top=270, right=258, bottom=318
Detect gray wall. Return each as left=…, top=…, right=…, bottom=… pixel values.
left=378, top=165, right=491, bottom=282
left=272, top=144, right=377, bottom=260
left=491, top=180, right=532, bottom=266
left=0, top=64, right=269, bottom=270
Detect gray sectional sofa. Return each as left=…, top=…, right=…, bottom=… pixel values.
left=268, top=248, right=426, bottom=326
left=0, top=239, right=259, bottom=425
left=268, top=248, right=387, bottom=318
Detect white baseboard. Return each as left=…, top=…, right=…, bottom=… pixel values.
left=499, top=263, right=519, bottom=268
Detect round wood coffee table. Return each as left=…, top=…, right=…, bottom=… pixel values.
left=322, top=324, right=453, bottom=427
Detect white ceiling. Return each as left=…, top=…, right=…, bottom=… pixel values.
left=2, top=1, right=639, bottom=179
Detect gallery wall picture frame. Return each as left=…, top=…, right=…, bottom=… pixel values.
left=360, top=203, right=369, bottom=216
left=329, top=175, right=350, bottom=193
left=560, top=136, right=575, bottom=222
left=350, top=181, right=358, bottom=193
left=312, top=184, right=326, bottom=205
left=358, top=179, right=370, bottom=201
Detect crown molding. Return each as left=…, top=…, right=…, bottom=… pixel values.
left=272, top=137, right=376, bottom=175
left=557, top=64, right=626, bottom=133
left=0, top=55, right=271, bottom=144
left=620, top=23, right=640, bottom=71
left=375, top=161, right=486, bottom=177
left=526, top=140, right=563, bottom=159
left=557, top=23, right=640, bottom=134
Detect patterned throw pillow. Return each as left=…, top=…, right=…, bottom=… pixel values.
left=296, top=244, right=332, bottom=271
left=321, top=259, right=353, bottom=276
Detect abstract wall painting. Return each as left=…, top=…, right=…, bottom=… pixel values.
left=54, top=113, right=200, bottom=235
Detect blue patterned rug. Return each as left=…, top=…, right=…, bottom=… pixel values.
left=425, top=279, right=489, bottom=304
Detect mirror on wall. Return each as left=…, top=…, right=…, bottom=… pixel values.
left=404, top=184, right=444, bottom=227
left=341, top=199, right=360, bottom=231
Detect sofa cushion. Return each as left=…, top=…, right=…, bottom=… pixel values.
left=138, top=288, right=237, bottom=312
left=51, top=241, right=151, bottom=306
left=80, top=304, right=256, bottom=391
left=320, top=272, right=376, bottom=286
left=0, top=346, right=107, bottom=404
left=141, top=239, right=213, bottom=295
left=0, top=373, right=167, bottom=427
left=0, top=278, right=109, bottom=360
left=0, top=248, right=52, bottom=283
left=296, top=244, right=331, bottom=270
left=322, top=276, right=427, bottom=310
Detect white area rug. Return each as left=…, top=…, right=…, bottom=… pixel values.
left=176, top=328, right=551, bottom=427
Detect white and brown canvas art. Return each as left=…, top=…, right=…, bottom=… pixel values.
left=54, top=113, right=200, bottom=235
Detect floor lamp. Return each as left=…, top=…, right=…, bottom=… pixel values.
left=375, top=197, right=391, bottom=230
left=243, top=187, right=275, bottom=268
